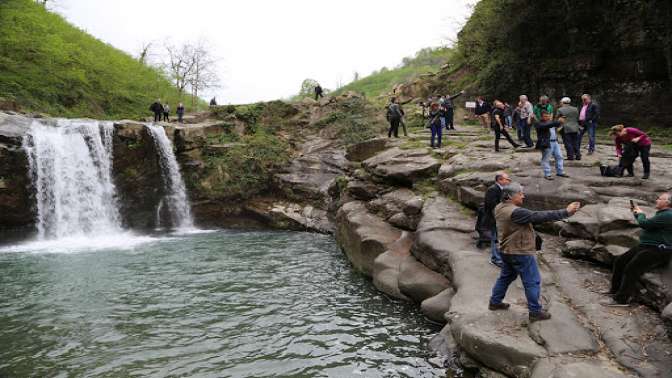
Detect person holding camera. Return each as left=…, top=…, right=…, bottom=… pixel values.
left=603, top=192, right=672, bottom=306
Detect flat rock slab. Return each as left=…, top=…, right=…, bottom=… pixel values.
left=398, top=255, right=451, bottom=302
left=528, top=302, right=599, bottom=355
left=532, top=358, right=629, bottom=378
left=363, top=147, right=440, bottom=186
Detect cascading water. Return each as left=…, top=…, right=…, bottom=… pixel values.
left=22, top=119, right=121, bottom=239
left=146, top=124, right=194, bottom=231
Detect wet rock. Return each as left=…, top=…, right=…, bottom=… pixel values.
left=245, top=200, right=333, bottom=234
left=363, top=147, right=440, bottom=186
left=527, top=302, right=599, bottom=354
left=335, top=201, right=402, bottom=276
left=421, top=288, right=454, bottom=323
left=398, top=255, right=451, bottom=302
left=372, top=232, right=413, bottom=301
left=428, top=324, right=457, bottom=355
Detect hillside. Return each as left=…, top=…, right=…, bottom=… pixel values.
left=331, top=47, right=454, bottom=102
left=0, top=0, right=192, bottom=119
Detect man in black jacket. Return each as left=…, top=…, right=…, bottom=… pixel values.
left=483, top=171, right=512, bottom=267
left=443, top=90, right=465, bottom=130
left=475, top=96, right=491, bottom=129
left=535, top=111, right=568, bottom=180
left=149, top=99, right=163, bottom=122
left=578, top=94, right=600, bottom=155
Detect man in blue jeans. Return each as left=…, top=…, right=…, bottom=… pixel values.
left=578, top=94, right=600, bottom=155
left=535, top=111, right=569, bottom=180
left=488, top=182, right=580, bottom=322
left=483, top=171, right=512, bottom=267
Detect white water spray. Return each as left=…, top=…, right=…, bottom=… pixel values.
left=146, top=124, right=194, bottom=230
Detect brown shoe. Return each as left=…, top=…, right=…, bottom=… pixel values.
left=489, top=302, right=511, bottom=311
left=529, top=310, right=552, bottom=322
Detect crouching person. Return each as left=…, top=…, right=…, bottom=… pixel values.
left=488, top=182, right=581, bottom=322
left=604, top=192, right=672, bottom=306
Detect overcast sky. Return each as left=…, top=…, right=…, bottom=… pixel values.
left=54, top=0, right=475, bottom=104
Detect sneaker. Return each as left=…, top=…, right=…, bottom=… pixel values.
left=556, top=173, right=570, bottom=178
left=489, top=302, right=510, bottom=311
left=544, top=176, right=554, bottom=180
left=576, top=156, right=582, bottom=161
left=529, top=310, right=552, bottom=322
left=600, top=299, right=630, bottom=307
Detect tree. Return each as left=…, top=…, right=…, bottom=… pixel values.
left=298, top=78, right=320, bottom=98
left=138, top=42, right=153, bottom=65
left=187, top=39, right=221, bottom=109
left=163, top=40, right=197, bottom=99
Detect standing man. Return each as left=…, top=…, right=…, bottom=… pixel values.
left=489, top=182, right=581, bottom=322
left=535, top=111, right=569, bottom=180
left=556, top=97, right=581, bottom=160
left=475, top=96, right=491, bottom=130
left=533, top=95, right=554, bottom=121
left=314, top=84, right=324, bottom=101
left=386, top=97, right=403, bottom=138
left=209, top=97, right=217, bottom=106
left=149, top=99, right=163, bottom=122
left=578, top=94, right=600, bottom=155
left=492, top=100, right=520, bottom=152
left=444, top=90, right=465, bottom=130
left=427, top=102, right=443, bottom=149
left=604, top=192, right=672, bottom=306
left=162, top=102, right=170, bottom=122
left=176, top=102, right=185, bottom=123
left=483, top=172, right=512, bottom=267
left=518, top=95, right=535, bottom=148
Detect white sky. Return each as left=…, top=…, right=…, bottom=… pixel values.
left=54, top=0, right=475, bottom=104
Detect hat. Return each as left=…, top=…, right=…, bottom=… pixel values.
left=561, top=97, right=571, bottom=104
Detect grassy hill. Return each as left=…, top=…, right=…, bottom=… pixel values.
left=331, top=47, right=454, bottom=102
left=0, top=0, right=193, bottom=119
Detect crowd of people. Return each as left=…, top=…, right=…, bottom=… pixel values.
left=482, top=171, right=672, bottom=321
left=149, top=99, right=186, bottom=123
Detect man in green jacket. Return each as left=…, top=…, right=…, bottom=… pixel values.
left=605, top=192, right=672, bottom=306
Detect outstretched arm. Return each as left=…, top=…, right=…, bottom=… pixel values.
left=511, top=207, right=570, bottom=225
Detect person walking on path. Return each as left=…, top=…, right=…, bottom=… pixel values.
left=475, top=96, right=491, bottom=130
left=556, top=97, right=581, bottom=160
left=314, top=84, right=324, bottom=101
left=578, top=94, right=600, bottom=155
left=489, top=182, right=581, bottom=322
left=483, top=172, right=512, bottom=267
left=149, top=99, right=163, bottom=122
left=609, top=124, right=652, bottom=179
left=492, top=100, right=520, bottom=152
left=176, top=103, right=185, bottom=123
left=603, top=192, right=672, bottom=306
left=518, top=95, right=535, bottom=148
left=443, top=90, right=465, bottom=130
left=427, top=102, right=443, bottom=149
left=162, top=103, right=170, bottom=122
left=535, top=111, right=569, bottom=180
left=386, top=97, right=404, bottom=138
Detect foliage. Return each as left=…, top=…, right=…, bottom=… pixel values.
left=0, top=0, right=198, bottom=119
left=312, top=96, right=386, bottom=146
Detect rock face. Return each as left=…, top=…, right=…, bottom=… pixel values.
left=0, top=112, right=34, bottom=231
left=363, top=147, right=440, bottom=186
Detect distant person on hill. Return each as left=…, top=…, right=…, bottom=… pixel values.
left=518, top=95, right=535, bottom=148
left=475, top=96, right=491, bottom=129
left=149, top=99, right=163, bottom=122
left=162, top=103, right=170, bottom=122
left=176, top=103, right=185, bottom=123
left=609, top=124, right=652, bottom=179
left=578, top=94, right=600, bottom=155
left=386, top=97, right=404, bottom=138
left=491, top=100, right=520, bottom=152
left=427, top=102, right=443, bottom=149
left=535, top=111, right=568, bottom=180
left=483, top=171, right=513, bottom=267
left=489, top=182, right=581, bottom=322
left=603, top=192, right=672, bottom=306
left=210, top=97, right=217, bottom=106
left=443, top=90, right=465, bottom=130
left=314, top=84, right=324, bottom=101
left=556, top=97, right=581, bottom=160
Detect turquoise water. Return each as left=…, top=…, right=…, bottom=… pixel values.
left=0, top=230, right=444, bottom=377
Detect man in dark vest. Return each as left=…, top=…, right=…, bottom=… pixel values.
left=314, top=84, right=324, bottom=101
left=489, top=182, right=580, bottom=322
left=386, top=97, right=404, bottom=138
left=483, top=171, right=512, bottom=267
left=149, top=99, right=163, bottom=122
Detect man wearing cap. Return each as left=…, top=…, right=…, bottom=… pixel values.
left=556, top=97, right=581, bottom=160
left=489, top=182, right=581, bottom=322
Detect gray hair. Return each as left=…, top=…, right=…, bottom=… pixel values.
left=501, top=182, right=524, bottom=201
left=665, top=192, right=672, bottom=207
left=581, top=93, right=591, bottom=100
left=519, top=95, right=528, bottom=101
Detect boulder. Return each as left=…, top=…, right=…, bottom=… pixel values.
left=372, top=232, right=413, bottom=301
left=590, top=244, right=629, bottom=265
left=561, top=239, right=596, bottom=260
left=345, top=137, right=389, bottom=161
left=363, top=147, right=440, bottom=186
left=662, top=302, right=672, bottom=321
left=421, top=288, right=454, bottom=323
left=388, top=212, right=417, bottom=231
left=398, top=255, right=451, bottom=302
left=366, top=188, right=416, bottom=219
left=597, top=228, right=641, bottom=248
left=403, top=197, right=424, bottom=216
left=345, top=180, right=379, bottom=201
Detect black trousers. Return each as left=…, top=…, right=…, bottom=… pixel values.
left=611, top=244, right=671, bottom=303
left=154, top=112, right=161, bottom=122
left=388, top=118, right=400, bottom=138
left=446, top=108, right=455, bottom=129
left=563, top=132, right=580, bottom=159
left=493, top=123, right=518, bottom=151
left=639, top=145, right=651, bottom=174
left=315, top=93, right=323, bottom=101
left=163, top=112, right=169, bottom=122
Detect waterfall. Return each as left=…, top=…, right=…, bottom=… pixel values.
left=146, top=125, right=194, bottom=231
left=22, top=119, right=121, bottom=239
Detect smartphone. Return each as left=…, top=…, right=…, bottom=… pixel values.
left=630, top=200, right=635, bottom=210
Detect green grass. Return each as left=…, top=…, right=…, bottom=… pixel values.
left=0, top=0, right=199, bottom=119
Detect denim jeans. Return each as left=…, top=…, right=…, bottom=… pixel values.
left=490, top=226, right=502, bottom=265
left=430, top=124, right=442, bottom=148
left=440, top=116, right=446, bottom=129
left=541, top=141, right=564, bottom=176
left=519, top=119, right=533, bottom=147
left=579, top=121, right=596, bottom=152
left=490, top=254, right=542, bottom=313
